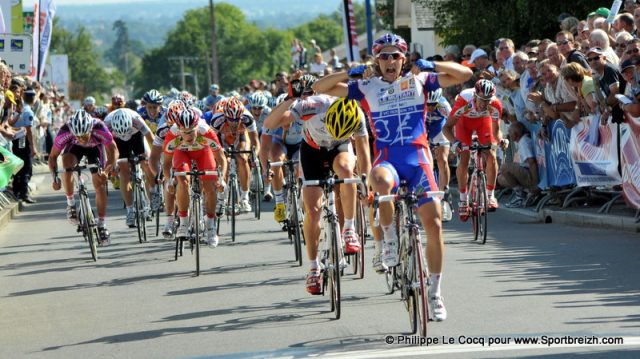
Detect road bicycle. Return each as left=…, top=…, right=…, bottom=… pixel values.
left=303, top=175, right=364, bottom=320
left=463, top=138, right=495, bottom=244
left=150, top=173, right=165, bottom=237
left=269, top=159, right=304, bottom=266
left=374, top=181, right=443, bottom=336
left=60, top=163, right=101, bottom=261
left=249, top=147, right=263, bottom=220
left=173, top=164, right=216, bottom=276
left=219, top=148, right=253, bottom=242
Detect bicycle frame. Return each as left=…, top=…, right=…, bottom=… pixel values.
left=67, top=163, right=101, bottom=261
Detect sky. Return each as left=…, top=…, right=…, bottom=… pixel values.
left=56, top=0, right=158, bottom=4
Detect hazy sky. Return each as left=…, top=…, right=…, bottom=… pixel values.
left=56, top=0, right=164, bottom=4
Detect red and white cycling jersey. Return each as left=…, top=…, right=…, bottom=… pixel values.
left=450, top=88, right=503, bottom=122
left=163, top=120, right=222, bottom=154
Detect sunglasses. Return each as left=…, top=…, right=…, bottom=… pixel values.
left=251, top=106, right=263, bottom=110
left=76, top=134, right=91, bottom=142
left=499, top=46, right=510, bottom=51
left=426, top=102, right=438, bottom=107
left=557, top=40, right=570, bottom=46
left=627, top=48, right=640, bottom=55
left=587, top=56, right=601, bottom=62
left=462, top=54, right=471, bottom=58
left=180, top=129, right=196, bottom=135
left=377, top=52, right=403, bottom=60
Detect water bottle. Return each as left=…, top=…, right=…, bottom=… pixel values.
left=18, top=135, right=26, bottom=149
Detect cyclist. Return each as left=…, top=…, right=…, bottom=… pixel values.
left=264, top=78, right=370, bottom=295
left=108, top=94, right=125, bottom=113
left=104, top=108, right=156, bottom=227
left=48, top=110, right=119, bottom=245
left=247, top=92, right=275, bottom=201
left=150, top=100, right=182, bottom=238
left=443, top=79, right=505, bottom=218
left=162, top=107, right=227, bottom=247
left=313, top=33, right=473, bottom=320
left=425, top=88, right=453, bottom=222
left=211, top=97, right=260, bottom=213
left=138, top=89, right=166, bottom=134
left=267, top=93, right=303, bottom=224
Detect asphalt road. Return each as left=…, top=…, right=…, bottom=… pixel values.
left=1, top=183, right=640, bottom=358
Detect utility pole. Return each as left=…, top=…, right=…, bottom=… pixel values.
left=179, top=57, right=186, bottom=90
left=209, top=0, right=219, bottom=84
left=168, top=56, right=202, bottom=92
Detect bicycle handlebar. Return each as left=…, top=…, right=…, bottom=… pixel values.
left=268, top=159, right=299, bottom=168
left=303, top=177, right=362, bottom=187
left=65, top=163, right=101, bottom=172
left=374, top=191, right=444, bottom=204
left=174, top=170, right=218, bottom=177
left=116, top=155, right=147, bottom=164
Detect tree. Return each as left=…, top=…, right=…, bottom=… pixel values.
left=50, top=18, right=122, bottom=100
left=418, top=0, right=610, bottom=48
left=106, top=20, right=131, bottom=74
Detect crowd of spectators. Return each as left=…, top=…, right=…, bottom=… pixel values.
left=0, top=61, right=73, bottom=202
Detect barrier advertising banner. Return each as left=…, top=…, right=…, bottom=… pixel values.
left=0, top=33, right=32, bottom=74
left=569, top=115, right=622, bottom=187
left=621, top=115, right=640, bottom=209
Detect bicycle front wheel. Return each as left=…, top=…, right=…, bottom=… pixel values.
left=230, top=178, right=238, bottom=242
left=135, top=184, right=147, bottom=243
left=354, top=199, right=366, bottom=279
left=290, top=189, right=302, bottom=267
left=412, top=234, right=429, bottom=337
left=193, top=198, right=201, bottom=276
left=469, top=172, right=480, bottom=241
left=81, top=194, right=98, bottom=261
left=477, top=172, right=488, bottom=244
left=329, top=223, right=341, bottom=320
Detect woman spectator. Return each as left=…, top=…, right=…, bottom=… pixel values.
left=559, top=62, right=597, bottom=128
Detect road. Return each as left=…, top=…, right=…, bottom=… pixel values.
left=1, top=183, right=640, bottom=358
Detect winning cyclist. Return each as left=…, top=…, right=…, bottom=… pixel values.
left=443, top=79, right=505, bottom=219
left=162, top=107, right=227, bottom=247
left=211, top=97, right=260, bottom=213
left=104, top=108, right=156, bottom=227
left=48, top=110, right=119, bottom=245
left=264, top=76, right=370, bottom=296
left=425, top=88, right=453, bottom=222
left=313, top=33, right=472, bottom=321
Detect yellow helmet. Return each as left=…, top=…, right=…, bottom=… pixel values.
left=325, top=98, right=361, bottom=140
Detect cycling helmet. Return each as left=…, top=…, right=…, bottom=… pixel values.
left=94, top=106, right=108, bottom=120
left=426, top=88, right=443, bottom=104
left=68, top=110, right=94, bottom=137
left=111, top=94, right=125, bottom=107
left=166, top=100, right=186, bottom=125
left=215, top=98, right=228, bottom=113
left=175, top=107, right=200, bottom=129
left=372, top=33, right=408, bottom=56
left=247, top=92, right=268, bottom=108
left=275, top=93, right=288, bottom=106
left=300, top=74, right=317, bottom=95
left=143, top=89, right=164, bottom=105
left=125, top=99, right=138, bottom=111
left=474, top=79, right=496, bottom=100
left=224, top=97, right=244, bottom=121
left=324, top=98, right=361, bottom=140
left=110, top=109, right=133, bottom=137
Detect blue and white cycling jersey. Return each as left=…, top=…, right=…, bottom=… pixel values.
left=271, top=117, right=305, bottom=145
left=137, top=106, right=167, bottom=132
left=248, top=106, right=272, bottom=135
left=425, top=96, right=451, bottom=145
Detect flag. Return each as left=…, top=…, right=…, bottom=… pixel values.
left=31, top=2, right=39, bottom=78
left=341, top=0, right=360, bottom=63
left=0, top=6, right=6, bottom=34
left=38, top=0, right=56, bottom=81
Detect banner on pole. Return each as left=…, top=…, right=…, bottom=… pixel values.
left=341, top=0, right=360, bottom=63
left=38, top=0, right=56, bottom=81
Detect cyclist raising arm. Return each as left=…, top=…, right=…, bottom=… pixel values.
left=313, top=33, right=472, bottom=321
left=48, top=110, right=119, bottom=245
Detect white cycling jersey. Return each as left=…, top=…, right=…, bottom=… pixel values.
left=104, top=108, right=151, bottom=142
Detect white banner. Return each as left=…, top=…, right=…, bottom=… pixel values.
left=0, top=33, right=32, bottom=74
left=31, top=1, right=38, bottom=77
left=41, top=53, right=68, bottom=97
left=37, top=0, right=55, bottom=81
left=569, top=115, right=622, bottom=187
left=341, top=0, right=360, bottom=63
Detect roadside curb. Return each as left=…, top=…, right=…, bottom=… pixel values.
left=0, top=171, right=47, bottom=231
left=449, top=187, right=640, bottom=233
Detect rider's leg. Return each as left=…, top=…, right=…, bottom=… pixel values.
left=61, top=153, right=78, bottom=207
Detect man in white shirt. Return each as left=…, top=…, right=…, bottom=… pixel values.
left=498, top=122, right=539, bottom=207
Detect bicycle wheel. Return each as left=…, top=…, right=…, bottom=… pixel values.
left=469, top=172, right=480, bottom=241
left=413, top=234, right=429, bottom=337
left=134, top=184, right=147, bottom=243
left=328, top=223, right=341, bottom=320
left=230, top=178, right=238, bottom=242
left=174, top=208, right=182, bottom=260
left=81, top=194, right=98, bottom=261
left=193, top=197, right=201, bottom=276
left=354, top=199, right=365, bottom=279
left=252, top=166, right=262, bottom=219
left=477, top=172, right=488, bottom=244
left=76, top=201, right=88, bottom=241
left=290, top=188, right=302, bottom=267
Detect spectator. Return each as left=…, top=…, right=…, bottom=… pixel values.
left=9, top=87, right=37, bottom=203
left=619, top=59, right=637, bottom=99
left=620, top=38, right=640, bottom=64
left=615, top=13, right=634, bottom=34
left=291, top=39, right=301, bottom=69
left=498, top=121, right=539, bottom=208
left=465, top=48, right=489, bottom=88
left=588, top=47, right=626, bottom=125
left=309, top=39, right=321, bottom=58
left=274, top=71, right=289, bottom=96
left=109, top=94, right=125, bottom=113
left=559, top=62, right=597, bottom=128
left=590, top=29, right=619, bottom=66
left=545, top=43, right=564, bottom=68
left=634, top=7, right=640, bottom=37
left=527, top=60, right=578, bottom=126
left=499, top=69, right=526, bottom=125
left=328, top=48, right=342, bottom=70
left=444, top=44, right=460, bottom=62
left=497, top=38, right=516, bottom=71
left=83, top=96, right=96, bottom=115
left=209, top=84, right=220, bottom=97
left=309, top=53, right=328, bottom=77
left=298, top=41, right=308, bottom=70
left=614, top=32, right=633, bottom=60
left=461, top=44, right=476, bottom=67
left=556, top=31, right=590, bottom=70
left=537, top=39, right=553, bottom=61
left=560, top=16, right=580, bottom=34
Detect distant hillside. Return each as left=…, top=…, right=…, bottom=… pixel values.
left=57, top=0, right=343, bottom=49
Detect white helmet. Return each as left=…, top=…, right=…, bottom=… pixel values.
left=110, top=109, right=133, bottom=137
left=68, top=110, right=94, bottom=137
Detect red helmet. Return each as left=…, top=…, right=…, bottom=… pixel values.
left=175, top=107, right=200, bottom=129
left=474, top=79, right=496, bottom=100
left=166, top=100, right=186, bottom=125
left=215, top=98, right=228, bottom=113
left=224, top=97, right=244, bottom=121
left=111, top=94, right=125, bottom=107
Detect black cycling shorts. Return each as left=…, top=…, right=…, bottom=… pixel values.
left=115, top=132, right=146, bottom=159
left=300, top=141, right=351, bottom=181
left=67, top=145, right=103, bottom=173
